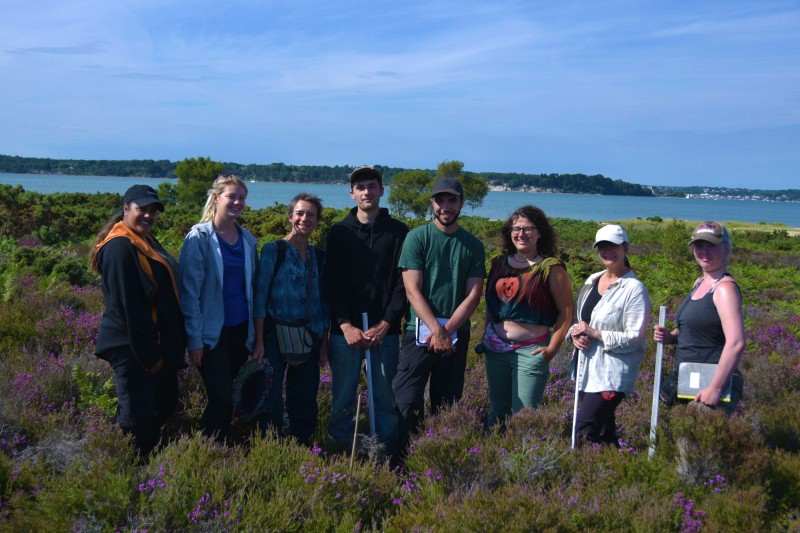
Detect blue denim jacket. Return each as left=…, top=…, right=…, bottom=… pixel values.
left=254, top=240, right=329, bottom=338
left=179, top=221, right=259, bottom=352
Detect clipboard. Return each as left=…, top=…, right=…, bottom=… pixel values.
left=677, top=362, right=732, bottom=402
left=415, top=317, right=458, bottom=347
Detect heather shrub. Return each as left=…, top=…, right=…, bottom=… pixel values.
left=3, top=421, right=135, bottom=530
left=1, top=351, right=79, bottom=439
left=0, top=305, right=35, bottom=354
left=385, top=484, right=577, bottom=532
left=765, top=450, right=800, bottom=524
left=34, top=304, right=101, bottom=358
left=132, top=433, right=401, bottom=531
left=495, top=432, right=569, bottom=488
left=174, top=366, right=207, bottom=428
left=662, top=404, right=770, bottom=486
left=404, top=403, right=507, bottom=499
left=754, top=394, right=800, bottom=452
left=132, top=434, right=236, bottom=529
left=0, top=196, right=798, bottom=530
left=701, top=486, right=769, bottom=532
left=458, top=363, right=490, bottom=424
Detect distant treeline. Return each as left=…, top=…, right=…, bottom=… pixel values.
left=481, top=171, right=653, bottom=196
left=2, top=154, right=653, bottom=196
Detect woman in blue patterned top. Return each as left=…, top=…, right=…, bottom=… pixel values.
left=253, top=192, right=329, bottom=445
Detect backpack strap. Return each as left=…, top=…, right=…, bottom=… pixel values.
left=273, top=239, right=287, bottom=281
left=267, top=239, right=287, bottom=305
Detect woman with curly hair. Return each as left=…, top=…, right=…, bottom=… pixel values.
left=482, top=205, right=573, bottom=426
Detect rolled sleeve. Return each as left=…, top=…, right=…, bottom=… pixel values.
left=600, top=282, right=650, bottom=352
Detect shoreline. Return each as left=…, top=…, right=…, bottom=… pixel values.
left=3, top=171, right=798, bottom=203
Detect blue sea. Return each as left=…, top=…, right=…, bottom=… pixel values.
left=2, top=173, right=799, bottom=227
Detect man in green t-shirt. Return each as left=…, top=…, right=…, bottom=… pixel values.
left=393, top=177, right=486, bottom=459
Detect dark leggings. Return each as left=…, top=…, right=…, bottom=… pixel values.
left=107, top=347, right=178, bottom=456
left=575, top=391, right=625, bottom=447
left=198, top=321, right=250, bottom=441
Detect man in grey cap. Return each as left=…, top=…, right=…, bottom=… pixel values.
left=392, top=177, right=486, bottom=460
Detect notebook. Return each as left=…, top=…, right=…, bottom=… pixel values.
left=677, top=362, right=732, bottom=402
left=415, top=317, right=458, bottom=347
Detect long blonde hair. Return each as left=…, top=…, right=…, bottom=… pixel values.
left=199, top=173, right=249, bottom=223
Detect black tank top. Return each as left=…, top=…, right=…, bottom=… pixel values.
left=674, top=274, right=739, bottom=365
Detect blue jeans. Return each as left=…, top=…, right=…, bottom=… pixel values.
left=259, top=335, right=320, bottom=446
left=326, top=334, right=399, bottom=454
left=484, top=337, right=550, bottom=427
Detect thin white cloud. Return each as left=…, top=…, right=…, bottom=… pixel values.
left=0, top=0, right=798, bottom=188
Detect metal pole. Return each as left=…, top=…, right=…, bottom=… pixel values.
left=648, top=306, right=667, bottom=461
left=362, top=312, right=377, bottom=436
left=571, top=348, right=582, bottom=449
left=349, top=374, right=362, bottom=475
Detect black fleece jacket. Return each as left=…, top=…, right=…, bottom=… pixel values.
left=95, top=237, right=187, bottom=371
left=323, top=207, right=409, bottom=335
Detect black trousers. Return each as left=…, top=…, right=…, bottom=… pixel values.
left=575, top=391, right=625, bottom=447
left=198, top=321, right=250, bottom=441
left=107, top=347, right=178, bottom=456
left=392, top=330, right=469, bottom=458
left=259, top=334, right=320, bottom=447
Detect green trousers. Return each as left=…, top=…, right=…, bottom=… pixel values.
left=484, top=340, right=550, bottom=427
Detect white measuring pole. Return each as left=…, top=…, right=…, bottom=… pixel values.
left=571, top=348, right=583, bottom=449
left=362, top=312, right=376, bottom=435
left=648, top=306, right=667, bottom=460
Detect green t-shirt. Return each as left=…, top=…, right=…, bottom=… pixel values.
left=398, top=223, right=486, bottom=332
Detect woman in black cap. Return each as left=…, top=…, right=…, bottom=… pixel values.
left=90, top=184, right=187, bottom=456
left=654, top=221, right=744, bottom=413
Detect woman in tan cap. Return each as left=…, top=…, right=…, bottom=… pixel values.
left=654, top=221, right=744, bottom=413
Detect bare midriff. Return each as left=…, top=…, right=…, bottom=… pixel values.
left=494, top=320, right=550, bottom=342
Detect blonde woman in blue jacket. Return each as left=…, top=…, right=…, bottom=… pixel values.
left=179, top=173, right=259, bottom=441
left=569, top=225, right=650, bottom=447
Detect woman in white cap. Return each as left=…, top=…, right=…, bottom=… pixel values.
left=654, top=221, right=744, bottom=414
left=569, top=224, right=650, bottom=446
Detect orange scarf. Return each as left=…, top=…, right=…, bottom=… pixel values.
left=94, top=222, right=180, bottom=324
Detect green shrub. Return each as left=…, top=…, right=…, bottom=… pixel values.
left=72, top=364, right=117, bottom=418
left=663, top=404, right=770, bottom=486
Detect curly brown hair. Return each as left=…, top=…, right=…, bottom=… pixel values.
left=500, top=205, right=558, bottom=257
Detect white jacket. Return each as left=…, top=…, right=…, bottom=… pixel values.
left=568, top=270, right=650, bottom=394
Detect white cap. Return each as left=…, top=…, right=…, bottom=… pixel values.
left=593, top=224, right=629, bottom=247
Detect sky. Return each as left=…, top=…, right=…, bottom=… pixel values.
left=1, top=0, right=798, bottom=189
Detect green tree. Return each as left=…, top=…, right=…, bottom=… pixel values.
left=387, top=169, right=432, bottom=219
left=174, top=157, right=223, bottom=206
left=434, top=160, right=489, bottom=210
left=387, top=160, right=489, bottom=218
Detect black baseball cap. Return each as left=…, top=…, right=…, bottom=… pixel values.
left=123, top=184, right=165, bottom=212
left=431, top=177, right=464, bottom=198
